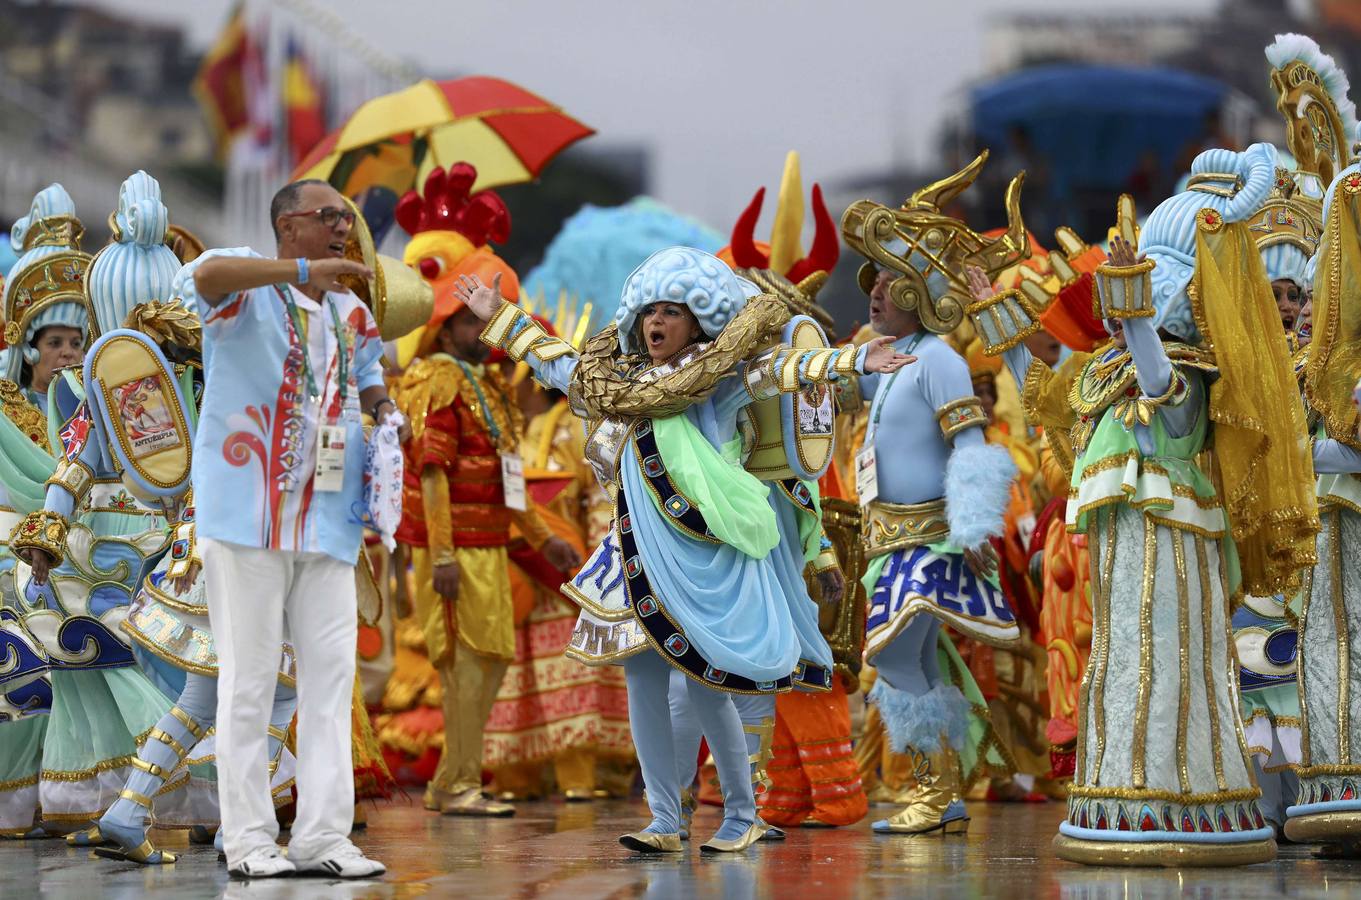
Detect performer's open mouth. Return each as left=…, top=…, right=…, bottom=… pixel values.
left=328, top=240, right=347, bottom=257
left=648, top=328, right=666, bottom=349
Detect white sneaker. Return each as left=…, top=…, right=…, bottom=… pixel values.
left=290, top=843, right=386, bottom=879
left=228, top=845, right=296, bottom=879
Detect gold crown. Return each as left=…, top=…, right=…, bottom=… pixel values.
left=1249, top=168, right=1322, bottom=256
left=3, top=250, right=91, bottom=346
left=841, top=150, right=1031, bottom=334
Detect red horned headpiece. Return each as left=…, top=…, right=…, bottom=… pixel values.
left=395, top=162, right=511, bottom=247
left=728, top=182, right=839, bottom=283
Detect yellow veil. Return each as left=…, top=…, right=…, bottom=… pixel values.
left=1193, top=209, right=1319, bottom=595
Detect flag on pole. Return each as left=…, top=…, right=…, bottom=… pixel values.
left=283, top=36, right=327, bottom=168
left=192, top=2, right=251, bottom=156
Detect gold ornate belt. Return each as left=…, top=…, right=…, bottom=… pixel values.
left=862, top=498, right=950, bottom=559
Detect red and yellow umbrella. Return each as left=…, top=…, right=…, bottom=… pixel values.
left=291, top=76, right=594, bottom=195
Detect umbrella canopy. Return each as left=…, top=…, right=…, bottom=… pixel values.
left=292, top=76, right=594, bottom=195
left=970, top=64, right=1231, bottom=190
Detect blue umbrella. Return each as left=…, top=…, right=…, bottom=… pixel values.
left=971, top=64, right=1232, bottom=188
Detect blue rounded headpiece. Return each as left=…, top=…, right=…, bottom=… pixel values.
left=613, top=247, right=753, bottom=355
left=1139, top=143, right=1277, bottom=343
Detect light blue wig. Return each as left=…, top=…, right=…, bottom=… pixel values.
left=86, top=170, right=182, bottom=336
left=614, top=247, right=754, bottom=356
left=1139, top=142, right=1277, bottom=343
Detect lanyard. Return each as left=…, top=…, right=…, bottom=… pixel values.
left=277, top=285, right=350, bottom=406
left=867, top=331, right=925, bottom=440
left=453, top=358, right=504, bottom=445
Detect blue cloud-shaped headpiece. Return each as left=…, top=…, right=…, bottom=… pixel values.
left=614, top=247, right=753, bottom=355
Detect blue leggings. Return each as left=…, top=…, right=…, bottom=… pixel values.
left=624, top=650, right=756, bottom=840
left=873, top=615, right=942, bottom=697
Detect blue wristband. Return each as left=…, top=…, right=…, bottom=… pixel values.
left=296, top=257, right=310, bottom=285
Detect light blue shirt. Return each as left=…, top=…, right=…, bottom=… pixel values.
left=174, top=248, right=385, bottom=564
left=861, top=333, right=984, bottom=504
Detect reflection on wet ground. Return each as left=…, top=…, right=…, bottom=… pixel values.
left=1, top=799, right=1357, bottom=899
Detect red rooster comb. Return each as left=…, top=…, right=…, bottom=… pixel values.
left=728, top=182, right=839, bottom=283
left=395, top=162, right=512, bottom=247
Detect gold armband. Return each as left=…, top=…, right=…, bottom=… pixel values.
left=744, top=350, right=780, bottom=402
left=480, top=301, right=574, bottom=363
left=10, top=510, right=69, bottom=567
left=1094, top=258, right=1155, bottom=320
left=46, top=458, right=94, bottom=500
left=812, top=539, right=840, bottom=574
left=774, top=346, right=857, bottom=393
left=965, top=289, right=1042, bottom=355
left=936, top=397, right=988, bottom=443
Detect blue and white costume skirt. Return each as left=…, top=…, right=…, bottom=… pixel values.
left=862, top=540, right=1019, bottom=665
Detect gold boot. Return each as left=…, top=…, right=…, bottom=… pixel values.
left=872, top=737, right=969, bottom=835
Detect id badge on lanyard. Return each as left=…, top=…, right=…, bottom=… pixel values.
left=855, top=445, right=879, bottom=506
left=315, top=420, right=347, bottom=492
left=501, top=452, right=527, bottom=511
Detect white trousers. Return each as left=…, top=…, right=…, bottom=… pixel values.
left=203, top=538, right=357, bottom=865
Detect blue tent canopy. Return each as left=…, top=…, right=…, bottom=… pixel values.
left=970, top=64, right=1232, bottom=189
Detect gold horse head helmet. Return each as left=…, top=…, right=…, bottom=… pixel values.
left=841, top=150, right=1030, bottom=334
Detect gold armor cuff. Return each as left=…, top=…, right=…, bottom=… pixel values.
left=481, top=301, right=574, bottom=363
left=1094, top=259, right=1156, bottom=319
left=861, top=498, right=949, bottom=559
left=965, top=289, right=1042, bottom=355
left=46, top=458, right=94, bottom=501
left=774, top=346, right=858, bottom=393
left=744, top=350, right=781, bottom=402
left=936, top=397, right=988, bottom=443
left=479, top=300, right=522, bottom=348
left=10, top=510, right=69, bottom=566
left=812, top=548, right=840, bottom=573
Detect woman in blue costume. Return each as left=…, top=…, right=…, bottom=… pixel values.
left=977, top=142, right=1318, bottom=866
left=460, top=247, right=911, bottom=852
left=0, top=234, right=55, bottom=839
left=667, top=475, right=842, bottom=841
left=0, top=346, right=62, bottom=838
left=15, top=172, right=299, bottom=864
left=0, top=184, right=172, bottom=837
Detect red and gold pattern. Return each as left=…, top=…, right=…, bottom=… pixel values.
left=486, top=399, right=633, bottom=791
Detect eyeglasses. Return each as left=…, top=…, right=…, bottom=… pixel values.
left=280, top=207, right=357, bottom=228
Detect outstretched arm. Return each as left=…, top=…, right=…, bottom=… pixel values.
left=965, top=265, right=1036, bottom=387
left=191, top=255, right=372, bottom=307
left=461, top=276, right=580, bottom=393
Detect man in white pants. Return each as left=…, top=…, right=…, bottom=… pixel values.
left=176, top=179, right=399, bottom=879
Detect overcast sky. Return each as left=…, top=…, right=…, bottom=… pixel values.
left=95, top=0, right=1220, bottom=230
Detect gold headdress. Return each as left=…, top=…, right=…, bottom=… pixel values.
left=840, top=150, right=1030, bottom=334
left=3, top=250, right=90, bottom=348
left=1248, top=168, right=1322, bottom=259
left=1267, top=34, right=1358, bottom=193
